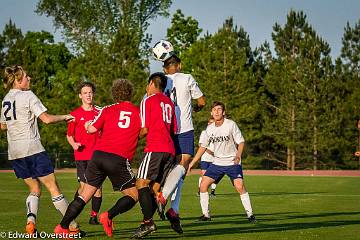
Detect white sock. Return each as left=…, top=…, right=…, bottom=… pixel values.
left=162, top=165, right=186, bottom=199
left=211, top=183, right=216, bottom=190
left=26, top=193, right=39, bottom=224
left=198, top=177, right=202, bottom=188
left=170, top=178, right=183, bottom=213
left=199, top=192, right=210, bottom=217
left=52, top=194, right=78, bottom=229
left=240, top=192, right=253, bottom=217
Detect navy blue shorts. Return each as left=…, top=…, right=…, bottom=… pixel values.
left=173, top=130, right=194, bottom=156
left=11, top=152, right=54, bottom=179
left=200, top=161, right=212, bottom=170
left=204, top=164, right=243, bottom=184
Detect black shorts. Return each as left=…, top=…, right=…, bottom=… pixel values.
left=84, top=150, right=136, bottom=191
left=137, top=152, right=176, bottom=187
left=75, top=161, right=89, bottom=183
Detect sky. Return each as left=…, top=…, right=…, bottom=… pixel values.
left=1, top=0, right=360, bottom=71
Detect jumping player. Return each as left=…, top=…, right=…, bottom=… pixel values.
left=196, top=118, right=217, bottom=197
left=188, top=101, right=256, bottom=223
left=131, top=72, right=177, bottom=238
left=156, top=54, right=206, bottom=234
left=0, top=65, right=80, bottom=235
left=66, top=81, right=102, bottom=225
left=54, top=79, right=141, bottom=238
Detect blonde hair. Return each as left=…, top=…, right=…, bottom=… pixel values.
left=3, top=65, right=25, bottom=90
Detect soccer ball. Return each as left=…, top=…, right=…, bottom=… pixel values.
left=152, top=40, right=175, bottom=62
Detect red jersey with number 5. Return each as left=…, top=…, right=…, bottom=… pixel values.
left=91, top=101, right=141, bottom=160
left=140, top=93, right=177, bottom=155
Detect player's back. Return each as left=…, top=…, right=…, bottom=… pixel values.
left=1, top=89, right=46, bottom=159
left=92, top=101, right=141, bottom=160
left=141, top=93, right=176, bottom=155
left=165, top=72, right=203, bottom=134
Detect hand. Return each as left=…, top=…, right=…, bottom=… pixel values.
left=64, top=114, right=75, bottom=122
left=187, top=163, right=193, bottom=174
left=72, top=142, right=82, bottom=151
left=234, top=156, right=241, bottom=165
left=84, top=120, right=93, bottom=131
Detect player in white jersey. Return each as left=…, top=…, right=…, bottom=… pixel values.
left=156, top=54, right=206, bottom=234
left=196, top=118, right=217, bottom=197
left=0, top=65, right=82, bottom=235
left=188, top=101, right=256, bottom=223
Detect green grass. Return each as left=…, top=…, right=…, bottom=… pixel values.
left=0, top=172, right=359, bottom=239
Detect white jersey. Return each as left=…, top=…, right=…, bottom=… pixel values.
left=164, top=72, right=203, bottom=134
left=199, top=130, right=214, bottom=162
left=203, top=118, right=245, bottom=166
left=1, top=89, right=47, bottom=160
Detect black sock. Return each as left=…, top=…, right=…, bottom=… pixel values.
left=73, top=190, right=79, bottom=200
left=138, top=187, right=153, bottom=221
left=91, top=196, right=102, bottom=214
left=150, top=193, right=157, bottom=217
left=108, top=195, right=136, bottom=220
left=60, top=197, right=86, bottom=229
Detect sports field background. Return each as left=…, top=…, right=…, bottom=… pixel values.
left=0, top=172, right=359, bottom=239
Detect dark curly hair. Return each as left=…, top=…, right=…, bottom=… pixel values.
left=111, top=79, right=134, bottom=102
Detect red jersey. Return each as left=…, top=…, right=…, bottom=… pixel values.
left=140, top=93, right=177, bottom=155
left=67, top=106, right=101, bottom=160
left=91, top=101, right=141, bottom=160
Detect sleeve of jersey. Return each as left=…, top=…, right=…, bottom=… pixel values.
left=140, top=98, right=150, bottom=128
left=91, top=107, right=105, bottom=131
left=233, top=122, right=245, bottom=144
left=188, top=74, right=204, bottom=99
left=67, top=111, right=76, bottom=136
left=198, top=131, right=207, bottom=147
left=29, top=91, right=47, bottom=117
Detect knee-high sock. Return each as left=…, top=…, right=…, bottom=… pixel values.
left=199, top=192, right=210, bottom=217
left=162, top=165, right=186, bottom=199
left=91, top=196, right=102, bottom=217
left=170, top=178, right=184, bottom=214
left=26, top=193, right=39, bottom=224
left=240, top=192, right=253, bottom=217
left=138, top=187, right=153, bottom=221
left=52, top=194, right=78, bottom=228
left=60, top=197, right=86, bottom=229
left=108, top=196, right=136, bottom=220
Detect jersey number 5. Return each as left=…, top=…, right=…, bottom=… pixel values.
left=2, top=101, right=17, bottom=121
left=118, top=111, right=131, bottom=128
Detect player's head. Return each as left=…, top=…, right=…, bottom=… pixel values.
left=111, top=79, right=134, bottom=102
left=77, top=81, right=96, bottom=105
left=3, top=65, right=31, bottom=90
left=208, top=117, right=215, bottom=125
left=211, top=101, right=226, bottom=121
left=147, top=72, right=168, bottom=95
left=163, top=55, right=181, bottom=74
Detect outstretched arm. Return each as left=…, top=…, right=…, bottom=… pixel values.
left=39, top=112, right=74, bottom=124
left=188, top=146, right=207, bottom=173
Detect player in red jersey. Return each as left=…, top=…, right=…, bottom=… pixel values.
left=54, top=79, right=141, bottom=238
left=66, top=81, right=102, bottom=225
left=131, top=72, right=177, bottom=238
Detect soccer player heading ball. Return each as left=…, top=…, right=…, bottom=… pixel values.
left=152, top=40, right=206, bottom=234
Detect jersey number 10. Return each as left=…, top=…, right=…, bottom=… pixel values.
left=160, top=102, right=172, bottom=124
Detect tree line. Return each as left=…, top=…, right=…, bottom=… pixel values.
left=0, top=0, right=359, bottom=170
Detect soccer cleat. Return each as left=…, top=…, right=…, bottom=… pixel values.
left=198, top=215, right=212, bottom=221
left=210, top=190, right=216, bottom=198
left=248, top=215, right=257, bottom=224
left=54, top=224, right=72, bottom=239
left=165, top=208, right=183, bottom=234
left=89, top=216, right=100, bottom=225
left=156, top=192, right=167, bottom=220
left=99, top=212, right=113, bottom=237
left=131, top=220, right=157, bottom=239
left=25, top=222, right=37, bottom=235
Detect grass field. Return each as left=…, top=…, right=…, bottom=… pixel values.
left=0, top=172, right=359, bottom=240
